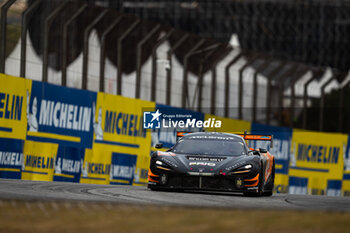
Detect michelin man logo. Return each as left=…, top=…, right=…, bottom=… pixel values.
left=290, top=142, right=297, bottom=167
left=344, top=143, right=350, bottom=171
left=143, top=109, right=162, bottom=129
left=134, top=166, right=140, bottom=183
left=93, top=103, right=103, bottom=140
left=55, top=157, right=62, bottom=174
left=81, top=159, right=88, bottom=177
left=26, top=90, right=38, bottom=132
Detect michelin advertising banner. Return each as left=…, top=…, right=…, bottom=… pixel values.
left=0, top=74, right=31, bottom=179
left=342, top=136, right=350, bottom=196
left=79, top=92, right=154, bottom=185
left=26, top=81, right=96, bottom=148
left=289, top=130, right=348, bottom=196
left=250, top=123, right=292, bottom=193
left=2, top=73, right=350, bottom=196
left=53, top=146, right=85, bottom=183
left=22, top=81, right=97, bottom=181
left=0, top=74, right=154, bottom=185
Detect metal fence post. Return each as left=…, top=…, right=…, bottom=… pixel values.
left=135, top=24, right=161, bottom=99
left=166, top=34, right=189, bottom=106
left=339, top=76, right=350, bottom=132
left=224, top=52, right=242, bottom=118
left=151, top=28, right=175, bottom=102
left=99, top=15, right=124, bottom=92
left=252, top=58, right=270, bottom=122
left=265, top=61, right=287, bottom=125
left=62, top=3, right=88, bottom=86
left=289, top=66, right=308, bottom=128
left=82, top=9, right=108, bottom=90
left=0, top=0, right=17, bottom=73
left=320, top=74, right=336, bottom=131
left=238, top=54, right=259, bottom=120
left=196, top=47, right=219, bottom=112
left=117, top=19, right=140, bottom=95
left=302, top=69, right=324, bottom=129
left=210, top=47, right=232, bottom=115
left=277, top=64, right=298, bottom=126
left=184, top=43, right=222, bottom=111
left=182, top=39, right=205, bottom=109
left=20, top=0, right=43, bottom=78
left=42, top=1, right=69, bottom=83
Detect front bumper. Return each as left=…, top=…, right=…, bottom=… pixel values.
left=148, top=173, right=260, bottom=193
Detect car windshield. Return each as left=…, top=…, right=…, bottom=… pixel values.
left=172, top=138, right=247, bottom=156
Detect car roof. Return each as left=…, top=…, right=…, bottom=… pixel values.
left=181, top=132, right=244, bottom=141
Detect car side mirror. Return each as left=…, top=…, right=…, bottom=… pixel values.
left=259, top=148, right=267, bottom=153
left=252, top=150, right=260, bottom=155
left=155, top=143, right=163, bottom=149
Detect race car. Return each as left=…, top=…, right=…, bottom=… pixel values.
left=148, top=131, right=275, bottom=196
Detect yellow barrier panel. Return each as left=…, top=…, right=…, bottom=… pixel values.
left=343, top=175, right=350, bottom=196
left=274, top=174, right=289, bottom=193
left=21, top=140, right=58, bottom=181
left=80, top=148, right=111, bottom=184
left=289, top=131, right=347, bottom=195
left=80, top=92, right=155, bottom=185
left=0, top=74, right=32, bottom=140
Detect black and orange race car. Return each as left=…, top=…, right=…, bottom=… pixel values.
left=148, top=131, right=275, bottom=196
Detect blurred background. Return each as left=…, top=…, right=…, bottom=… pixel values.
left=2, top=0, right=350, bottom=133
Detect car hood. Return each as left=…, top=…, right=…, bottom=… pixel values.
left=156, top=151, right=259, bottom=174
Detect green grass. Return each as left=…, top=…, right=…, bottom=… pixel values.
left=0, top=200, right=349, bottom=233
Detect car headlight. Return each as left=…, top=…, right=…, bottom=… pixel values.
left=240, top=164, right=252, bottom=170
left=155, top=160, right=172, bottom=171
left=230, top=164, right=252, bottom=174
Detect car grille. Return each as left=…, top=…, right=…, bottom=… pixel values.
left=167, top=175, right=236, bottom=190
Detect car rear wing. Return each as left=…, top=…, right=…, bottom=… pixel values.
left=176, top=131, right=192, bottom=141
left=237, top=131, right=274, bottom=148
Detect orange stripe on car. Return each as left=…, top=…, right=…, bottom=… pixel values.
left=237, top=134, right=272, bottom=141
left=244, top=173, right=259, bottom=182
left=148, top=177, right=159, bottom=183
left=263, top=152, right=274, bottom=182
left=244, top=180, right=259, bottom=187
left=148, top=169, right=159, bottom=177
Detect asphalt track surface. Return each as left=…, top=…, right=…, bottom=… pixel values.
left=0, top=179, right=349, bottom=212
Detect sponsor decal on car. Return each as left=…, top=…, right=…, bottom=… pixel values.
left=189, top=162, right=216, bottom=167
left=187, top=156, right=225, bottom=162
